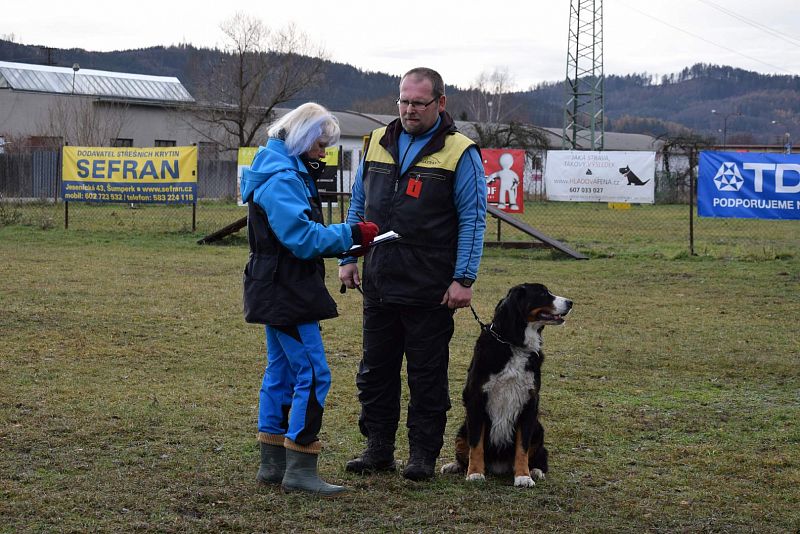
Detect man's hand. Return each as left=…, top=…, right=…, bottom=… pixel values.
left=338, top=263, right=361, bottom=290
left=441, top=280, right=472, bottom=309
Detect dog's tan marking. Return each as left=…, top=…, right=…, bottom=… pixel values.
left=454, top=434, right=469, bottom=464
left=513, top=428, right=529, bottom=478
left=440, top=435, right=469, bottom=474
left=526, top=307, right=546, bottom=322
left=513, top=429, right=536, bottom=487
left=466, top=424, right=486, bottom=481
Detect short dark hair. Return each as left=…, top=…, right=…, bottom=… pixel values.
left=401, top=67, right=445, bottom=99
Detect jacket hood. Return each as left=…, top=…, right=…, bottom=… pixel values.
left=241, top=138, right=303, bottom=203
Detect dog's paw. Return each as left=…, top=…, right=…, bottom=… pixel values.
left=466, top=473, right=486, bottom=482
left=514, top=475, right=536, bottom=488
left=440, top=462, right=463, bottom=474
left=530, top=468, right=546, bottom=481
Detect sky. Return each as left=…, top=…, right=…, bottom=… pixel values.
left=2, top=0, right=800, bottom=90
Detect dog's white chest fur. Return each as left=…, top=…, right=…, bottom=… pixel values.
left=482, top=324, right=541, bottom=447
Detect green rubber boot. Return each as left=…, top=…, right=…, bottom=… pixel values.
left=256, top=433, right=286, bottom=484
left=282, top=442, right=349, bottom=498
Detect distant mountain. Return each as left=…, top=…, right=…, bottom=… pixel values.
left=2, top=39, right=798, bottom=144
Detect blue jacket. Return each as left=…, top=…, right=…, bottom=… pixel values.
left=241, top=138, right=354, bottom=325
left=241, top=138, right=354, bottom=259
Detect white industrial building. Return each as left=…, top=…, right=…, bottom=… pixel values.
left=1, top=60, right=661, bottom=199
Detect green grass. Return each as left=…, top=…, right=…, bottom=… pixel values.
left=3, top=199, right=798, bottom=260
left=1, top=217, right=799, bottom=532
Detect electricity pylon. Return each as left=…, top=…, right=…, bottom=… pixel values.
left=563, top=0, right=604, bottom=150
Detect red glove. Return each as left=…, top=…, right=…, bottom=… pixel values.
left=353, top=221, right=379, bottom=247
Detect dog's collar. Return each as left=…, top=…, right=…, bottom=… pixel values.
left=470, top=305, right=514, bottom=346
left=486, top=323, right=514, bottom=346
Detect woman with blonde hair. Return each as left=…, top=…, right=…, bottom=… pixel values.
left=241, top=102, right=378, bottom=496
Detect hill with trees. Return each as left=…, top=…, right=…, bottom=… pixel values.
left=1, top=39, right=798, bottom=145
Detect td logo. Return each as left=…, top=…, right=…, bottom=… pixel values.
left=713, top=162, right=744, bottom=191
left=713, top=161, right=800, bottom=193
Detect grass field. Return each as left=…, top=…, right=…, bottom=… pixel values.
left=2, top=199, right=798, bottom=260
left=1, top=214, right=799, bottom=532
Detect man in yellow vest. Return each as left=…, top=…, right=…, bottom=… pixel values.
left=339, top=67, right=487, bottom=481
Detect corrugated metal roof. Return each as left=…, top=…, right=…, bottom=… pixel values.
left=267, top=108, right=391, bottom=139
left=0, top=61, right=194, bottom=103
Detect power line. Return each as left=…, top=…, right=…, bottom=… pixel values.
left=618, top=1, right=798, bottom=75
left=696, top=0, right=800, bottom=49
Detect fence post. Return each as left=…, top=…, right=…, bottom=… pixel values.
left=339, top=145, right=345, bottom=223
left=55, top=148, right=61, bottom=202
left=689, top=162, right=695, bottom=255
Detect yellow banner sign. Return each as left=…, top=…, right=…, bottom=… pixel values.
left=322, top=146, right=339, bottom=166
left=62, top=146, right=197, bottom=203
left=238, top=147, right=259, bottom=166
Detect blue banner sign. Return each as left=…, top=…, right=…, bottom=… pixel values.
left=698, top=151, right=800, bottom=220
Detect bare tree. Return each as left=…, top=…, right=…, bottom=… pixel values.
left=472, top=121, right=550, bottom=154
left=464, top=67, right=514, bottom=124
left=38, top=98, right=129, bottom=147
left=190, top=13, right=328, bottom=152
left=462, top=68, right=550, bottom=156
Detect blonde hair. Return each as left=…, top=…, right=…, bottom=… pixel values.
left=267, top=103, right=341, bottom=156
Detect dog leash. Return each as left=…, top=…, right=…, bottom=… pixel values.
left=339, top=282, right=363, bottom=295
left=469, top=305, right=512, bottom=346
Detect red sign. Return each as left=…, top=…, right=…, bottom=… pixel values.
left=483, top=148, right=525, bottom=213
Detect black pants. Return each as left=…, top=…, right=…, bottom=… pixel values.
left=356, top=300, right=454, bottom=457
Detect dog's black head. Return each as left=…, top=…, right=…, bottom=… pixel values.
left=619, top=165, right=630, bottom=174
left=491, top=283, right=573, bottom=347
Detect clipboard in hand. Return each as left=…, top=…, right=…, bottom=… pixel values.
left=339, top=231, right=402, bottom=258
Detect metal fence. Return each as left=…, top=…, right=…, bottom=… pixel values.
left=0, top=151, right=60, bottom=199
left=1, top=151, right=239, bottom=201
left=0, top=151, right=241, bottom=232
left=1, top=151, right=797, bottom=259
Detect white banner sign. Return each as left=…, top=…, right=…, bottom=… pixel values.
left=544, top=150, right=656, bottom=203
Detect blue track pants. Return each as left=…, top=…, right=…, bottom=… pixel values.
left=257, top=322, right=331, bottom=445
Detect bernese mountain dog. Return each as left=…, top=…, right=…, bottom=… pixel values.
left=441, top=283, right=572, bottom=487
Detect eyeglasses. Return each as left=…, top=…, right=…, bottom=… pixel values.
left=396, top=96, right=438, bottom=110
